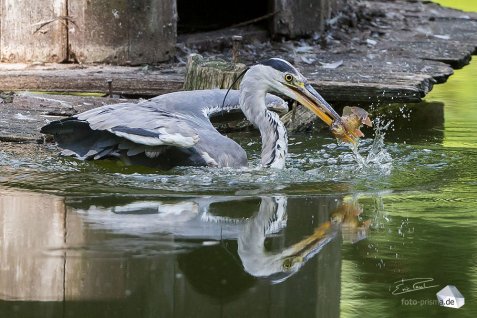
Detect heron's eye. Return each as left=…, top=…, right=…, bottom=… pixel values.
left=282, top=258, right=293, bottom=270
left=284, top=74, right=294, bottom=83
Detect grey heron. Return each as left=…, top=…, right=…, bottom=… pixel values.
left=73, top=195, right=338, bottom=283
left=41, top=58, right=351, bottom=169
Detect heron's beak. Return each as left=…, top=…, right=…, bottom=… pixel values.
left=288, top=83, right=356, bottom=143
left=284, top=221, right=336, bottom=263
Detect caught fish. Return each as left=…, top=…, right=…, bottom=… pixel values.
left=330, top=106, right=372, bottom=143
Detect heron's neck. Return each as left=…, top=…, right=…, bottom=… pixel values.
left=237, top=196, right=288, bottom=276
left=240, top=87, right=288, bottom=168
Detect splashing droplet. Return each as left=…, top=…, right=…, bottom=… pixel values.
left=349, top=117, right=393, bottom=173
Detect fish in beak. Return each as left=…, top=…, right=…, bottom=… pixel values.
left=287, top=82, right=372, bottom=144
left=331, top=106, right=373, bottom=144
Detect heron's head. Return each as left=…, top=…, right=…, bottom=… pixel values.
left=242, top=58, right=355, bottom=143
left=239, top=220, right=337, bottom=284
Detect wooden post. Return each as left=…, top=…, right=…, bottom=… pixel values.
left=68, top=0, right=177, bottom=65
left=271, top=0, right=338, bottom=38
left=0, top=0, right=68, bottom=62
left=183, top=54, right=247, bottom=90
left=0, top=0, right=176, bottom=64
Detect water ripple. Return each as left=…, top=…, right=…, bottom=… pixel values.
left=0, top=122, right=458, bottom=197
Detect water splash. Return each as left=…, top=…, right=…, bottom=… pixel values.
left=1, top=117, right=454, bottom=197
left=350, top=118, right=393, bottom=173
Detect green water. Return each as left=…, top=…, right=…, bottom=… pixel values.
left=1, top=6, right=477, bottom=317
left=434, top=0, right=477, bottom=12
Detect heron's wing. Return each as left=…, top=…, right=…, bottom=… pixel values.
left=76, top=101, right=200, bottom=147
left=41, top=100, right=206, bottom=162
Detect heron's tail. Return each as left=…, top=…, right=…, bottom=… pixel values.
left=41, top=119, right=117, bottom=160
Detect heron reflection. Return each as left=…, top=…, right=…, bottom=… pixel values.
left=237, top=196, right=337, bottom=283
left=73, top=195, right=370, bottom=283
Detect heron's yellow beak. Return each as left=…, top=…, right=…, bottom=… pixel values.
left=284, top=221, right=336, bottom=263
left=287, top=82, right=356, bottom=144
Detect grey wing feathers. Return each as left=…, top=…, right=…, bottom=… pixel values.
left=76, top=102, right=200, bottom=147
left=41, top=101, right=202, bottom=162
left=40, top=119, right=119, bottom=160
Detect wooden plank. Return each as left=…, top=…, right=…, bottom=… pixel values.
left=0, top=61, right=437, bottom=104
left=0, top=66, right=424, bottom=103
left=426, top=19, right=477, bottom=51
left=0, top=93, right=131, bottom=142
left=315, top=80, right=423, bottom=103
left=364, top=1, right=477, bottom=50
left=304, top=61, right=452, bottom=86
left=0, top=64, right=183, bottom=96
left=298, top=54, right=454, bottom=103
left=382, top=40, right=474, bottom=69
left=68, top=0, right=176, bottom=64
left=0, top=0, right=67, bottom=62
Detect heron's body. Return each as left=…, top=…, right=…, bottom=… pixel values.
left=42, top=58, right=348, bottom=170
left=41, top=89, right=287, bottom=169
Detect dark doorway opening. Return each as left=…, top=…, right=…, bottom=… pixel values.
left=177, top=0, right=271, bottom=34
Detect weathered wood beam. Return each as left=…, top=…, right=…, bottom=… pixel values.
left=0, top=93, right=130, bottom=142
left=299, top=55, right=454, bottom=103
left=0, top=62, right=445, bottom=104
left=0, top=65, right=183, bottom=96
left=314, top=80, right=423, bottom=103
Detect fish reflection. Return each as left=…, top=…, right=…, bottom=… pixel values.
left=330, top=201, right=372, bottom=244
